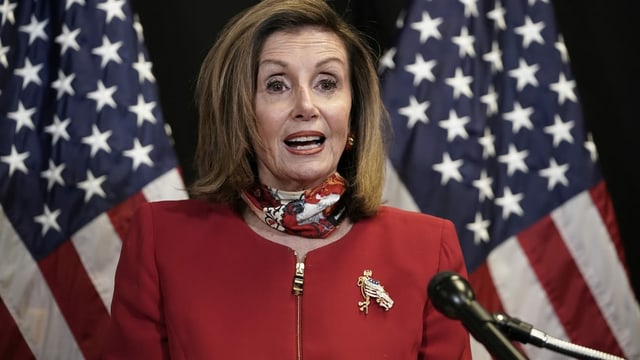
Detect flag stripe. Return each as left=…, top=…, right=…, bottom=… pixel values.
left=142, top=168, right=187, bottom=202
left=0, top=208, right=83, bottom=359
left=590, top=182, right=627, bottom=272
left=0, top=297, right=34, bottom=359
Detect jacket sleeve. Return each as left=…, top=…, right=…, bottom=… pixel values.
left=420, top=218, right=473, bottom=359
left=101, top=202, right=169, bottom=359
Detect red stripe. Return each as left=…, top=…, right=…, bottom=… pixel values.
left=107, top=191, right=147, bottom=241
left=518, top=215, right=624, bottom=357
left=590, top=181, right=628, bottom=272
left=38, top=240, right=110, bottom=360
left=0, top=297, right=34, bottom=360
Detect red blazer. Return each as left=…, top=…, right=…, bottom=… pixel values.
left=103, top=200, right=472, bottom=359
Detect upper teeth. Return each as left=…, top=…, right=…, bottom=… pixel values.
left=288, top=136, right=320, bottom=142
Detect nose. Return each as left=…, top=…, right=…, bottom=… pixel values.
left=293, top=86, right=318, bottom=120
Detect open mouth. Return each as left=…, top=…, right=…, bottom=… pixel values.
left=284, top=135, right=326, bottom=150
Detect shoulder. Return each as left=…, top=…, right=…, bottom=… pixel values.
left=373, top=205, right=455, bottom=231
left=139, top=198, right=237, bottom=223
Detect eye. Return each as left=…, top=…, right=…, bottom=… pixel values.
left=318, top=78, right=338, bottom=92
left=266, top=79, right=287, bottom=93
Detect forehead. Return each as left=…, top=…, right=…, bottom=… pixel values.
left=259, top=26, right=348, bottom=63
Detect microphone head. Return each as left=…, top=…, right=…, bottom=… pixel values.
left=427, top=271, right=476, bottom=319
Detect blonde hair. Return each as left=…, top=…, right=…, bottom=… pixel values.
left=190, top=0, right=391, bottom=220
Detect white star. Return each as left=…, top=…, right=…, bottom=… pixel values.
left=18, top=15, right=48, bottom=45
left=82, top=124, right=112, bottom=157
left=44, top=116, right=71, bottom=144
left=0, top=39, right=9, bottom=68
left=77, top=170, right=108, bottom=202
left=133, top=14, right=145, bottom=42
left=472, top=170, right=494, bottom=201
left=466, top=212, right=491, bottom=245
left=1, top=145, right=29, bottom=176
left=124, top=138, right=154, bottom=170
left=97, top=0, right=127, bottom=23
left=482, top=41, right=503, bottom=73
left=514, top=16, right=545, bottom=48
left=584, top=133, right=598, bottom=162
left=129, top=94, right=157, bottom=126
left=503, top=102, right=534, bottom=134
left=87, top=80, right=117, bottom=111
left=132, top=53, right=156, bottom=83
left=404, top=53, right=436, bottom=86
left=14, top=58, right=43, bottom=89
left=378, top=47, right=396, bottom=72
left=539, top=158, right=569, bottom=190
left=495, top=187, right=524, bottom=220
left=555, top=35, right=569, bottom=63
left=452, top=27, right=476, bottom=58
left=432, top=152, right=463, bottom=185
left=411, top=11, right=442, bottom=44
left=8, top=101, right=36, bottom=132
left=34, top=205, right=62, bottom=236
left=439, top=110, right=470, bottom=142
left=549, top=72, right=577, bottom=105
left=398, top=96, right=429, bottom=129
left=498, top=144, right=529, bottom=176
left=508, top=58, right=539, bottom=91
left=487, top=1, right=506, bottom=30
left=92, top=35, right=123, bottom=68
left=41, top=159, right=66, bottom=191
left=478, top=127, right=496, bottom=159
left=51, top=70, right=76, bottom=99
left=459, top=0, right=479, bottom=17
left=480, top=85, right=499, bottom=116
left=55, top=25, right=81, bottom=55
left=0, top=0, right=17, bottom=26
left=544, top=115, right=574, bottom=147
left=66, top=0, right=86, bottom=10
left=445, top=67, right=473, bottom=99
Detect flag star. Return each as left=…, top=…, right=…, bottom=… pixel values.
left=487, top=2, right=506, bottom=30
left=77, top=170, right=108, bottom=202
left=97, top=0, right=127, bottom=23
left=14, top=58, right=43, bottom=89
left=466, top=212, right=491, bottom=245
left=132, top=53, right=156, bottom=83
left=459, top=0, right=479, bottom=17
left=55, top=25, right=81, bottom=55
left=82, top=124, right=112, bottom=157
left=92, top=35, right=123, bottom=68
left=129, top=94, right=157, bottom=126
left=378, top=47, right=396, bottom=72
left=124, top=138, right=154, bottom=170
left=480, top=85, right=499, bottom=116
left=404, top=53, right=436, bottom=86
left=8, top=101, right=36, bottom=132
left=18, top=15, right=48, bottom=45
left=0, top=0, right=17, bottom=26
left=544, top=114, right=574, bottom=147
left=498, top=144, right=529, bottom=176
left=41, top=159, right=66, bottom=191
left=439, top=110, right=470, bottom=142
left=584, top=132, right=598, bottom=162
left=549, top=72, right=577, bottom=105
left=508, top=58, right=539, bottom=91
left=472, top=170, right=494, bottom=201
left=514, top=16, right=545, bottom=48
left=539, top=158, right=569, bottom=190
left=0, top=39, right=9, bottom=68
left=87, top=80, right=117, bottom=111
left=398, top=95, right=429, bottom=129
left=44, top=116, right=71, bottom=144
left=495, top=187, right=524, bottom=219
left=555, top=35, right=569, bottom=63
left=452, top=27, right=476, bottom=58
left=478, top=127, right=496, bottom=159
left=432, top=152, right=463, bottom=185
left=133, top=14, right=145, bottom=41
left=34, top=205, right=62, bottom=236
left=65, top=0, right=86, bottom=10
left=410, top=11, right=442, bottom=44
left=445, top=67, right=473, bottom=99
left=1, top=145, right=29, bottom=176
left=51, top=70, right=76, bottom=99
left=503, top=102, right=534, bottom=133
left=482, top=41, right=503, bottom=72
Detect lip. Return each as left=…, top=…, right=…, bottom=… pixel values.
left=284, top=131, right=326, bottom=155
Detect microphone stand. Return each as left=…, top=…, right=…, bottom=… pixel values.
left=493, top=312, right=626, bottom=360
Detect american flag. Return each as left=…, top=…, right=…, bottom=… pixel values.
left=380, top=0, right=640, bottom=359
left=0, top=0, right=187, bottom=358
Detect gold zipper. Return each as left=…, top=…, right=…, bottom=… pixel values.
left=292, top=258, right=305, bottom=359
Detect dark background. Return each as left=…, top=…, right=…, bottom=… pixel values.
left=129, top=0, right=638, bottom=300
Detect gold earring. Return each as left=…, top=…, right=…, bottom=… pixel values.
left=346, top=136, right=355, bottom=150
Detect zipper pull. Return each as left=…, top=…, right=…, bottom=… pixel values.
left=292, top=261, right=305, bottom=296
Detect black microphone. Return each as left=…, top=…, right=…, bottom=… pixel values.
left=428, top=271, right=528, bottom=360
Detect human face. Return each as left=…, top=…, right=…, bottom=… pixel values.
left=254, top=27, right=352, bottom=191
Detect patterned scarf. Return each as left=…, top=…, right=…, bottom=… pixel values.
left=241, top=173, right=347, bottom=238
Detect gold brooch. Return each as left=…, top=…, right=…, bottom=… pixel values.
left=357, top=270, right=394, bottom=314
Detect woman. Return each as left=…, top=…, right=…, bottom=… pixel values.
left=103, top=0, right=472, bottom=358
